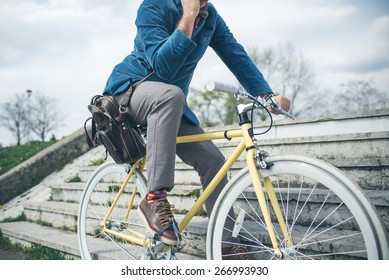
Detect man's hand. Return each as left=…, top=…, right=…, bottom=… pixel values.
left=181, top=0, right=200, bottom=18
left=269, top=95, right=291, bottom=115
left=178, top=0, right=201, bottom=38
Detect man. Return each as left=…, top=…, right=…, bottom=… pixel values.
left=103, top=0, right=290, bottom=259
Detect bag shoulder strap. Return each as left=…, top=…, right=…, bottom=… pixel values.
left=84, top=117, right=97, bottom=148
left=121, top=71, right=154, bottom=108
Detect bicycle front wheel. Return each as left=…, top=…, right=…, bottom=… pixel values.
left=78, top=161, right=148, bottom=260
left=207, top=155, right=388, bottom=260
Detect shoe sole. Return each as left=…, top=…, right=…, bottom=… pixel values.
left=137, top=206, right=180, bottom=246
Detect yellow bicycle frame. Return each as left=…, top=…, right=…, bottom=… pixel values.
left=100, top=123, right=292, bottom=257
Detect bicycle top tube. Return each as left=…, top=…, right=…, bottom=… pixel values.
left=176, top=129, right=243, bottom=144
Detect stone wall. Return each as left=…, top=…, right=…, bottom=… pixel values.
left=0, top=128, right=91, bottom=205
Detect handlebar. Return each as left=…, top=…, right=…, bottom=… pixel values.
left=206, top=81, right=295, bottom=120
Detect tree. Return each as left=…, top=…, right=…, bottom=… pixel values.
left=0, top=93, right=30, bottom=146
left=333, top=79, right=389, bottom=113
left=25, top=92, right=64, bottom=141
left=0, top=90, right=64, bottom=145
left=190, top=44, right=316, bottom=126
left=189, top=87, right=225, bottom=127
left=248, top=44, right=315, bottom=117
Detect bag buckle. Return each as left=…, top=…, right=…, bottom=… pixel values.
left=119, top=105, right=128, bottom=113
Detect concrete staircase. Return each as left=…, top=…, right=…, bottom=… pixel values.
left=0, top=143, right=211, bottom=259
left=1, top=111, right=388, bottom=259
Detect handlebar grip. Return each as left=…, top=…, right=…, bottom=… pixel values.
left=206, top=81, right=241, bottom=94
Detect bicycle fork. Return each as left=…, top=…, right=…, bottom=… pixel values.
left=241, top=123, right=293, bottom=259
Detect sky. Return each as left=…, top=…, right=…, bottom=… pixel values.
left=0, top=0, right=388, bottom=146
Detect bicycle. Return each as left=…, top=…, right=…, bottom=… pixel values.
left=78, top=81, right=389, bottom=260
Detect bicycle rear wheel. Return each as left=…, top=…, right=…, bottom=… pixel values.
left=77, top=161, right=148, bottom=260
left=207, top=155, right=388, bottom=260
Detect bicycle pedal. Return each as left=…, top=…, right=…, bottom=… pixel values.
left=151, top=218, right=182, bottom=245
left=143, top=235, right=179, bottom=260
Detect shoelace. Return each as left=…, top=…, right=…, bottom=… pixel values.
left=151, top=201, right=176, bottom=226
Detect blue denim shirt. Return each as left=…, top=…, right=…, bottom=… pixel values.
left=103, top=0, right=272, bottom=125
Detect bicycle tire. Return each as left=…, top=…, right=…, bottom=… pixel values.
left=207, top=155, right=389, bottom=260
left=77, top=161, right=148, bottom=260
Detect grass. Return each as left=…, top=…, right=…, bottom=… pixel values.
left=0, top=140, right=57, bottom=176
left=65, top=174, right=81, bottom=183
left=0, top=229, right=69, bottom=260
left=0, top=213, right=74, bottom=259
left=89, top=158, right=105, bottom=166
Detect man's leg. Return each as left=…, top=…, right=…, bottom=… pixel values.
left=114, top=81, right=186, bottom=245
left=114, top=81, right=186, bottom=191
left=176, top=119, right=227, bottom=214
left=176, top=120, right=252, bottom=259
left=176, top=119, right=238, bottom=244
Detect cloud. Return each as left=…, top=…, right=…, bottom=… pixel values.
left=0, top=0, right=139, bottom=145
left=302, top=15, right=389, bottom=75
left=194, top=0, right=389, bottom=89
left=214, top=0, right=357, bottom=46
left=0, top=0, right=133, bottom=64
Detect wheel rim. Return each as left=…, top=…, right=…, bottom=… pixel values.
left=77, top=162, right=147, bottom=260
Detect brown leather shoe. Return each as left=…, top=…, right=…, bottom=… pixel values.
left=222, top=245, right=253, bottom=260
left=138, top=197, right=181, bottom=245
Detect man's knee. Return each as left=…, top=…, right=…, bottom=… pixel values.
left=163, top=85, right=186, bottom=109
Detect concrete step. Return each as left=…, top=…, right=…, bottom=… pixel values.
left=73, top=150, right=389, bottom=194
left=51, top=182, right=203, bottom=213
left=23, top=201, right=208, bottom=231
left=50, top=181, right=389, bottom=214
left=22, top=200, right=209, bottom=257
left=0, top=221, right=81, bottom=259
left=0, top=221, right=204, bottom=260
left=76, top=164, right=239, bottom=186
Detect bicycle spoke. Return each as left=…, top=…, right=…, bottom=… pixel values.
left=295, top=249, right=368, bottom=259
left=297, top=231, right=362, bottom=249
left=297, top=216, right=354, bottom=247
left=287, top=181, right=318, bottom=236
left=300, top=191, right=332, bottom=242
left=100, top=230, right=138, bottom=260
left=78, top=163, right=148, bottom=260
left=225, top=213, right=274, bottom=255
left=239, top=192, right=267, bottom=230
left=299, top=202, right=347, bottom=245
left=291, top=179, right=304, bottom=238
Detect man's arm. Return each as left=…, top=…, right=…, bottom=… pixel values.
left=177, top=0, right=200, bottom=38
left=209, top=10, right=291, bottom=113
left=136, top=1, right=197, bottom=80
left=209, top=15, right=273, bottom=96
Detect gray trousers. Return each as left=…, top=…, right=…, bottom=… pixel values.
left=114, top=81, right=228, bottom=217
